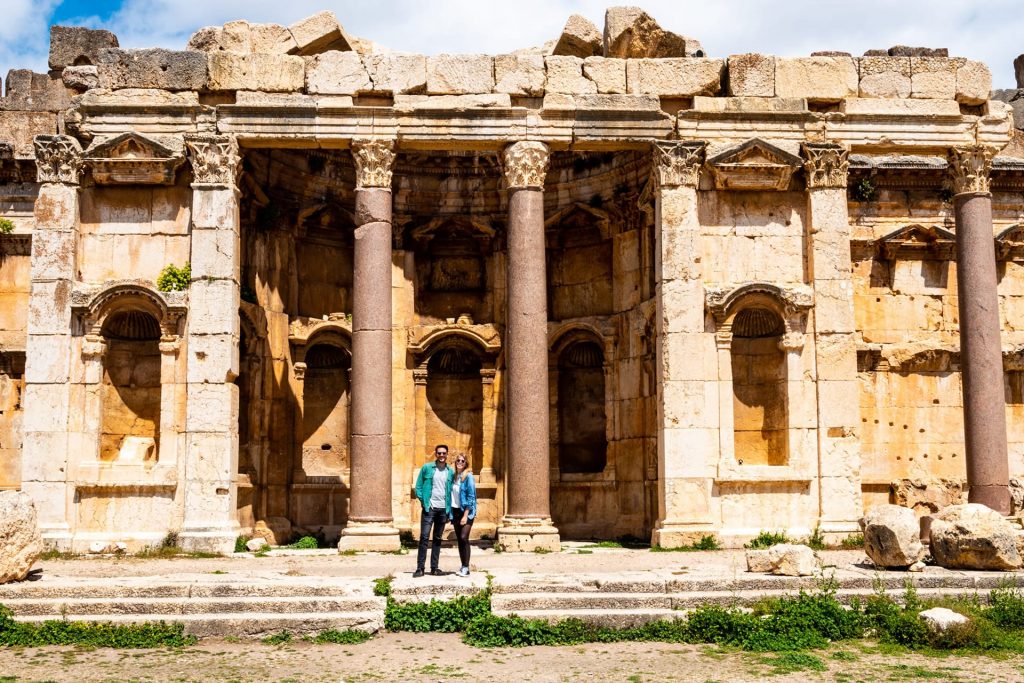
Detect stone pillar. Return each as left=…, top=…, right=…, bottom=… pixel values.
left=803, top=143, right=863, bottom=536
left=497, top=141, right=560, bottom=552
left=21, top=135, right=82, bottom=549
left=339, top=138, right=401, bottom=551
left=180, top=135, right=242, bottom=553
left=950, top=145, right=1011, bottom=514
left=650, top=141, right=719, bottom=549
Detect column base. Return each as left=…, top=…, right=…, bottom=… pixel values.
left=39, top=527, right=73, bottom=553
left=338, top=521, right=401, bottom=552
left=179, top=524, right=240, bottom=555
left=652, top=523, right=718, bottom=550
left=497, top=518, right=560, bottom=552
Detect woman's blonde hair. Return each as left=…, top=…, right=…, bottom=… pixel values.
left=454, top=452, right=471, bottom=481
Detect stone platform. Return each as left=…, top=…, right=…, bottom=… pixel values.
left=1, top=546, right=1019, bottom=637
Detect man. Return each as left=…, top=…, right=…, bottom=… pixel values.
left=413, top=444, right=454, bottom=577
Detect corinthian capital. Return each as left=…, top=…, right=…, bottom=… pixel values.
left=185, top=134, right=240, bottom=186
left=802, top=142, right=849, bottom=189
left=351, top=138, right=396, bottom=190
left=503, top=141, right=550, bottom=190
left=948, top=145, right=997, bottom=196
left=34, top=135, right=83, bottom=185
left=653, top=141, right=705, bottom=189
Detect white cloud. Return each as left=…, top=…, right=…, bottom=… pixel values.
left=0, top=0, right=60, bottom=82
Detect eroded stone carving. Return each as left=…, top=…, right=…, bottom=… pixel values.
left=707, top=138, right=802, bottom=191
left=351, top=138, right=396, bottom=190
left=503, top=141, right=550, bottom=189
left=185, top=134, right=240, bottom=186
left=34, top=135, right=83, bottom=184
left=948, top=145, right=997, bottom=195
left=84, top=132, right=185, bottom=185
left=653, top=140, right=705, bottom=189
left=802, top=142, right=849, bottom=189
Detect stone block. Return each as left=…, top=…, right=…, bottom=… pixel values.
left=393, top=94, right=511, bottom=109
left=0, top=491, right=43, bottom=584
left=910, top=57, right=957, bottom=99
left=1017, top=55, right=1024, bottom=88
left=289, top=11, right=354, bottom=55
left=583, top=57, right=626, bottom=94
left=20, top=383, right=70, bottom=431
left=858, top=56, right=911, bottom=98
left=183, top=431, right=238, bottom=484
left=187, top=333, right=239, bottom=384
left=767, top=543, right=818, bottom=576
left=930, top=503, right=1022, bottom=570
left=494, top=54, right=545, bottom=96
left=185, top=383, right=239, bottom=433
left=188, top=280, right=240, bottom=336
left=814, top=334, right=857, bottom=380
left=26, top=280, right=72, bottom=334
left=20, top=432, right=69, bottom=482
left=861, top=504, right=924, bottom=568
left=603, top=6, right=698, bottom=58
left=745, top=549, right=773, bottom=572
left=29, top=229, right=76, bottom=281
left=208, top=53, right=304, bottom=92
left=626, top=58, right=724, bottom=97
left=426, top=54, right=495, bottom=95
left=839, top=98, right=961, bottom=116
left=692, top=96, right=805, bottom=112
left=992, top=89, right=1024, bottom=129
left=727, top=54, right=774, bottom=97
left=545, top=56, right=596, bottom=94
left=192, top=187, right=240, bottom=230
left=96, top=48, right=208, bottom=91
left=0, top=110, right=58, bottom=158
left=305, top=51, right=372, bottom=95
left=955, top=59, right=991, bottom=105
left=191, top=228, right=239, bottom=281
left=62, top=65, right=98, bottom=91
left=49, top=25, right=119, bottom=70
left=552, top=14, right=602, bottom=58
left=3, top=70, right=71, bottom=112
left=250, top=23, right=298, bottom=54
left=813, top=280, right=855, bottom=334
left=575, top=94, right=660, bottom=110
left=365, top=53, right=427, bottom=95
left=774, top=56, right=858, bottom=101
left=657, top=280, right=704, bottom=334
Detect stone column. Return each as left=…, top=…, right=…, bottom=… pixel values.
left=180, top=135, right=242, bottom=553
left=21, top=135, right=82, bottom=549
left=950, top=145, right=1011, bottom=514
left=497, top=141, right=560, bottom=552
left=650, top=141, right=719, bottom=549
left=803, top=142, right=863, bottom=536
left=339, top=138, right=401, bottom=551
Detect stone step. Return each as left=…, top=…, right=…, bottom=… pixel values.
left=13, top=611, right=383, bottom=638
left=492, top=592, right=673, bottom=611
left=492, top=608, right=678, bottom=629
left=3, top=595, right=384, bottom=617
left=0, top=578, right=375, bottom=600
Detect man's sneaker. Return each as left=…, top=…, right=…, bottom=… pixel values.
left=430, top=568, right=444, bottom=576
left=412, top=569, right=424, bottom=578
left=458, top=566, right=470, bottom=577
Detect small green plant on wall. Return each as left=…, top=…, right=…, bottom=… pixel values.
left=0, top=218, right=14, bottom=234
left=851, top=178, right=876, bottom=203
left=157, top=262, right=191, bottom=292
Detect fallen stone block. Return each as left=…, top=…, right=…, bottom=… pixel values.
left=208, top=53, right=304, bottom=92
left=930, top=503, right=1023, bottom=571
left=426, top=54, right=495, bottom=95
left=246, top=537, right=269, bottom=552
left=767, top=543, right=818, bottom=576
left=745, top=549, right=773, bottom=573
left=603, top=6, right=701, bottom=58
left=254, top=517, right=292, bottom=545
left=861, top=504, right=924, bottom=568
left=891, top=478, right=965, bottom=516
left=289, top=11, right=354, bottom=55
left=919, top=607, right=969, bottom=632
left=0, top=491, right=42, bottom=583
left=552, top=14, right=602, bottom=58
left=305, top=52, right=372, bottom=95
left=96, top=48, right=208, bottom=91
left=49, top=25, right=119, bottom=70
left=727, top=54, right=774, bottom=97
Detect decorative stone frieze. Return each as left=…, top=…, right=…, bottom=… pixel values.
left=652, top=140, right=705, bottom=189
left=84, top=132, right=185, bottom=185
left=502, top=141, right=550, bottom=190
left=184, top=134, right=240, bottom=187
left=33, top=135, right=83, bottom=185
left=706, top=138, right=802, bottom=191
left=877, top=224, right=956, bottom=261
left=948, top=145, right=997, bottom=195
left=802, top=142, right=849, bottom=189
left=351, top=138, right=396, bottom=190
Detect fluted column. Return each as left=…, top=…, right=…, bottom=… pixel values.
left=339, top=138, right=400, bottom=551
left=497, top=141, right=560, bottom=552
left=950, top=145, right=1011, bottom=514
left=803, top=142, right=862, bottom=537
left=21, top=135, right=82, bottom=549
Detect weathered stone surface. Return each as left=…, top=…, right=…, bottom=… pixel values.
left=394, top=94, right=511, bottom=109
left=583, top=57, right=626, bottom=94
left=745, top=549, right=773, bottom=572
left=930, top=504, right=1023, bottom=571
left=49, top=25, right=119, bottom=70
left=840, top=98, right=960, bottom=116
left=289, top=11, right=354, bottom=55
left=245, top=537, right=269, bottom=552
left=426, top=55, right=495, bottom=95
left=251, top=23, right=299, bottom=55
left=187, top=21, right=297, bottom=55
left=96, top=48, right=208, bottom=91
left=861, top=504, right=924, bottom=568
left=858, top=56, right=911, bottom=98
left=886, top=46, right=949, bottom=58
left=494, top=54, right=545, bottom=96
left=693, top=96, right=805, bottom=112
left=365, top=53, right=427, bottom=95
left=208, top=53, right=304, bottom=92
left=955, top=60, right=991, bottom=105
left=891, top=478, right=965, bottom=515
left=0, top=110, right=57, bottom=158
left=603, top=6, right=701, bottom=58
left=552, top=14, right=602, bottom=58
left=253, top=517, right=292, bottom=545
left=727, top=54, right=774, bottom=97
left=919, top=607, right=969, bottom=631
left=545, top=56, right=597, bottom=94
left=775, top=56, right=858, bottom=101
left=1016, top=55, right=1024, bottom=88
left=305, top=52, right=372, bottom=95
left=2, top=70, right=70, bottom=111
left=62, top=65, right=98, bottom=91
left=767, top=543, right=818, bottom=576
left=0, top=491, right=42, bottom=584
left=992, top=90, right=1024, bottom=131
left=910, top=57, right=957, bottom=99
left=626, top=58, right=723, bottom=97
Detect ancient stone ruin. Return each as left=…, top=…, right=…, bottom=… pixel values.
left=1, top=7, right=1023, bottom=553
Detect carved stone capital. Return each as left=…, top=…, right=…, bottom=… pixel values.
left=34, top=135, right=83, bottom=185
left=653, top=141, right=705, bottom=189
left=293, top=361, right=307, bottom=382
left=948, top=145, right=997, bottom=196
left=81, top=334, right=107, bottom=360
left=158, top=335, right=180, bottom=355
left=351, top=138, right=396, bottom=190
left=185, top=134, right=240, bottom=186
left=503, top=141, right=550, bottom=190
left=802, top=142, right=849, bottom=189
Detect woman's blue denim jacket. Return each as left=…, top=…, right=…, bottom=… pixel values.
left=452, top=472, right=477, bottom=520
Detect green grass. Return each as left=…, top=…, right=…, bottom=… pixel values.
left=651, top=535, right=721, bottom=552
left=745, top=530, right=790, bottom=549
left=312, top=629, right=373, bottom=645
left=0, top=605, right=194, bottom=648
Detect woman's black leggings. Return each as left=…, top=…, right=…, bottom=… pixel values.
left=451, top=508, right=473, bottom=567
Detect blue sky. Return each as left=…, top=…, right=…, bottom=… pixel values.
left=2, top=1, right=1023, bottom=89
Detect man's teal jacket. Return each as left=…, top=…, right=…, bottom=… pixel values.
left=414, top=462, right=454, bottom=517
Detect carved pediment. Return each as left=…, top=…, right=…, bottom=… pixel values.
left=877, top=224, right=955, bottom=261
left=409, top=217, right=494, bottom=293
left=996, top=224, right=1024, bottom=261
left=706, top=139, right=802, bottom=191
left=544, top=202, right=613, bottom=244
left=297, top=202, right=354, bottom=241
left=84, top=133, right=185, bottom=185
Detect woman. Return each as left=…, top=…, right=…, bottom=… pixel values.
left=449, top=452, right=477, bottom=577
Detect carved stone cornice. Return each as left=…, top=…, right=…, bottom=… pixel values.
left=802, top=142, right=849, bottom=189
left=184, top=134, right=240, bottom=187
left=948, top=145, right=997, bottom=196
left=351, top=138, right=396, bottom=190
left=502, top=141, right=550, bottom=190
left=653, top=141, right=705, bottom=189
left=34, top=135, right=83, bottom=185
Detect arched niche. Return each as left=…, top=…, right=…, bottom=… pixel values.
left=551, top=331, right=609, bottom=474
left=236, top=302, right=269, bottom=533
left=729, top=306, right=789, bottom=466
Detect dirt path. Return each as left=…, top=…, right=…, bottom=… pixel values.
left=1, top=633, right=1022, bottom=683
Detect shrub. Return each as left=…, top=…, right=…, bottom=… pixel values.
left=156, top=262, right=191, bottom=292
left=464, top=614, right=559, bottom=647
left=285, top=535, right=319, bottom=550
left=373, top=576, right=393, bottom=598
left=0, top=605, right=194, bottom=648
left=851, top=178, right=877, bottom=202
left=745, top=530, right=789, bottom=549
left=692, top=534, right=720, bottom=551
left=839, top=533, right=864, bottom=550
left=0, top=218, right=13, bottom=234
left=805, top=526, right=826, bottom=551
left=385, top=590, right=491, bottom=633
left=234, top=535, right=251, bottom=553
left=988, top=584, right=1024, bottom=629
left=261, top=630, right=292, bottom=645
left=864, top=594, right=928, bottom=647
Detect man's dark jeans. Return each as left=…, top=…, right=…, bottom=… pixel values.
left=416, top=507, right=447, bottom=571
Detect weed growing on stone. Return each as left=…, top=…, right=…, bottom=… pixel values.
left=384, top=581, right=491, bottom=633
left=0, top=218, right=14, bottom=234
left=744, top=530, right=790, bottom=549
left=261, top=630, right=292, bottom=645
left=839, top=533, right=864, bottom=550
left=156, top=262, right=190, bottom=292
left=373, top=576, right=393, bottom=598
left=284, top=535, right=319, bottom=550
left=0, top=605, right=194, bottom=648
left=650, top=535, right=720, bottom=552
left=234, top=535, right=250, bottom=553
